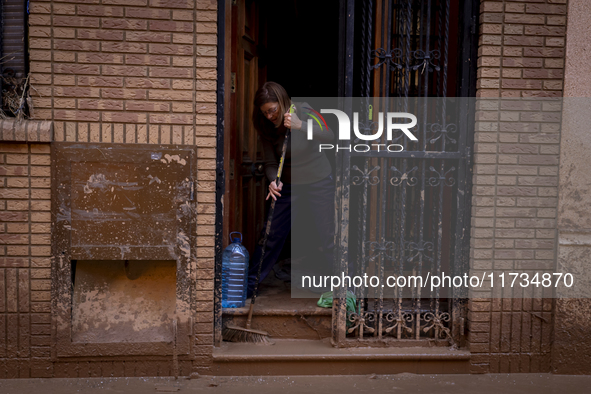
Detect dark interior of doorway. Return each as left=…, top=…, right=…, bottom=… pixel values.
left=261, top=0, right=340, bottom=98
left=253, top=0, right=340, bottom=305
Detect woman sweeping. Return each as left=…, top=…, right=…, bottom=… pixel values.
left=247, top=82, right=336, bottom=297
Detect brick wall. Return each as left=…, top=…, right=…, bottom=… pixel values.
left=469, top=0, right=567, bottom=373
left=0, top=0, right=218, bottom=377
left=0, top=143, right=52, bottom=378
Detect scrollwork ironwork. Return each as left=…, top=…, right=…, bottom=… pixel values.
left=410, top=50, right=441, bottom=73
left=429, top=122, right=457, bottom=144
left=384, top=310, right=414, bottom=336
left=405, top=240, right=434, bottom=263
left=428, top=166, right=456, bottom=187
left=365, top=241, right=396, bottom=262
left=371, top=47, right=403, bottom=70
left=352, top=165, right=380, bottom=186
left=389, top=166, right=418, bottom=186
left=348, top=312, right=376, bottom=334
left=422, top=311, right=453, bottom=342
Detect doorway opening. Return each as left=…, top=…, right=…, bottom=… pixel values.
left=221, top=0, right=341, bottom=339
left=220, top=0, right=477, bottom=346
left=257, top=0, right=341, bottom=308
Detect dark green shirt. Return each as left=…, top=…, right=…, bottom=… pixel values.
left=261, top=102, right=334, bottom=185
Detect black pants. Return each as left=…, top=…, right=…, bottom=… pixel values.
left=247, top=174, right=335, bottom=297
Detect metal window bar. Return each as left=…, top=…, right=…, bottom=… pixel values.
left=1, top=0, right=29, bottom=117
left=335, top=0, right=471, bottom=347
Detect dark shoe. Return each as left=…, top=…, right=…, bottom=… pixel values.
left=273, top=258, right=292, bottom=282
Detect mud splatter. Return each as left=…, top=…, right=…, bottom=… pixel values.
left=84, top=174, right=109, bottom=194
left=148, top=174, right=162, bottom=185
left=160, top=154, right=187, bottom=166
left=177, top=231, right=191, bottom=259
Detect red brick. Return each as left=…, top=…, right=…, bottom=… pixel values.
left=125, top=101, right=170, bottom=112
left=18, top=270, right=30, bottom=311
left=502, top=58, right=543, bottom=68
left=102, top=18, right=147, bottom=30
left=101, top=112, right=148, bottom=123
left=149, top=67, right=193, bottom=78
left=522, top=69, right=564, bottom=79
left=504, top=14, right=545, bottom=24
left=523, top=47, right=564, bottom=57
left=195, top=10, right=216, bottom=22
left=149, top=44, right=193, bottom=56
left=499, top=144, right=539, bottom=154
left=77, top=5, right=124, bottom=17
left=149, top=113, right=194, bottom=125
left=0, top=189, right=30, bottom=199
left=196, top=0, right=217, bottom=11
left=0, top=165, right=28, bottom=176
left=29, top=2, right=51, bottom=13
left=125, top=54, right=170, bottom=66
left=101, top=42, right=147, bottom=54
left=78, top=76, right=124, bottom=87
left=125, top=77, right=170, bottom=89
left=149, top=20, right=193, bottom=32
left=148, top=90, right=193, bottom=101
left=101, top=89, right=147, bottom=100
left=150, top=0, right=194, bottom=9
left=78, top=99, right=124, bottom=111
left=102, top=65, right=148, bottom=77
left=524, top=26, right=566, bottom=36
left=125, top=7, right=170, bottom=19
left=525, top=4, right=567, bottom=15
left=53, top=64, right=100, bottom=75
left=127, top=31, right=171, bottom=43
left=504, top=3, right=525, bottom=13
left=0, top=234, right=29, bottom=244
left=53, top=39, right=100, bottom=52
left=504, top=36, right=544, bottom=47
left=518, top=155, right=559, bottom=166
left=501, top=80, right=543, bottom=90
left=28, top=15, right=51, bottom=26
left=54, top=111, right=100, bottom=122
left=76, top=29, right=124, bottom=41
left=54, top=16, right=99, bottom=28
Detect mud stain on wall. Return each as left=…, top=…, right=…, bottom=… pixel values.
left=71, top=260, right=176, bottom=343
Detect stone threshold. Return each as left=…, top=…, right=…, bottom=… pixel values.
left=213, top=338, right=470, bottom=361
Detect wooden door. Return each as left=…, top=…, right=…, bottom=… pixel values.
left=224, top=0, right=268, bottom=254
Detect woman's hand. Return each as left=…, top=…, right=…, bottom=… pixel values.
left=283, top=112, right=302, bottom=130
left=266, top=180, right=283, bottom=201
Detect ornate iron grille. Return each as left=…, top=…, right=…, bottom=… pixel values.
left=333, top=0, right=472, bottom=347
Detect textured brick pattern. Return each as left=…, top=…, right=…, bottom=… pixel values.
left=469, top=0, right=567, bottom=373
left=0, top=120, right=53, bottom=142
left=478, top=0, right=567, bottom=98
left=28, top=0, right=217, bottom=146
left=2, top=0, right=220, bottom=377
left=0, top=143, right=52, bottom=378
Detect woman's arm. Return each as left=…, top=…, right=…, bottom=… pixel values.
left=261, top=137, right=279, bottom=182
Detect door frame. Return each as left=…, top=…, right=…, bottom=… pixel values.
left=214, top=0, right=228, bottom=347
left=331, top=0, right=480, bottom=347
left=213, top=0, right=479, bottom=347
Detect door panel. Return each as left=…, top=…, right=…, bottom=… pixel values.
left=225, top=0, right=267, bottom=255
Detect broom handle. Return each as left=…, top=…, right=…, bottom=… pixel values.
left=246, top=105, right=294, bottom=330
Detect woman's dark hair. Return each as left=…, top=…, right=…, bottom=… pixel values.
left=252, top=82, right=291, bottom=140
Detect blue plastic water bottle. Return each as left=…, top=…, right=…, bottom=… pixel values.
left=221, top=232, right=250, bottom=308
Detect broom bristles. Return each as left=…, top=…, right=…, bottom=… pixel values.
left=222, top=324, right=274, bottom=344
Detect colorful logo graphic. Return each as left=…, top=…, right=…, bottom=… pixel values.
left=303, top=107, right=328, bottom=131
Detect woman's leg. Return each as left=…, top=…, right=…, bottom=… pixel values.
left=247, top=183, right=293, bottom=297
left=302, top=175, right=335, bottom=277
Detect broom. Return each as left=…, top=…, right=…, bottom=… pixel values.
left=223, top=104, right=295, bottom=343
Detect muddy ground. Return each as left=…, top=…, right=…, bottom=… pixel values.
left=0, top=373, right=590, bottom=393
